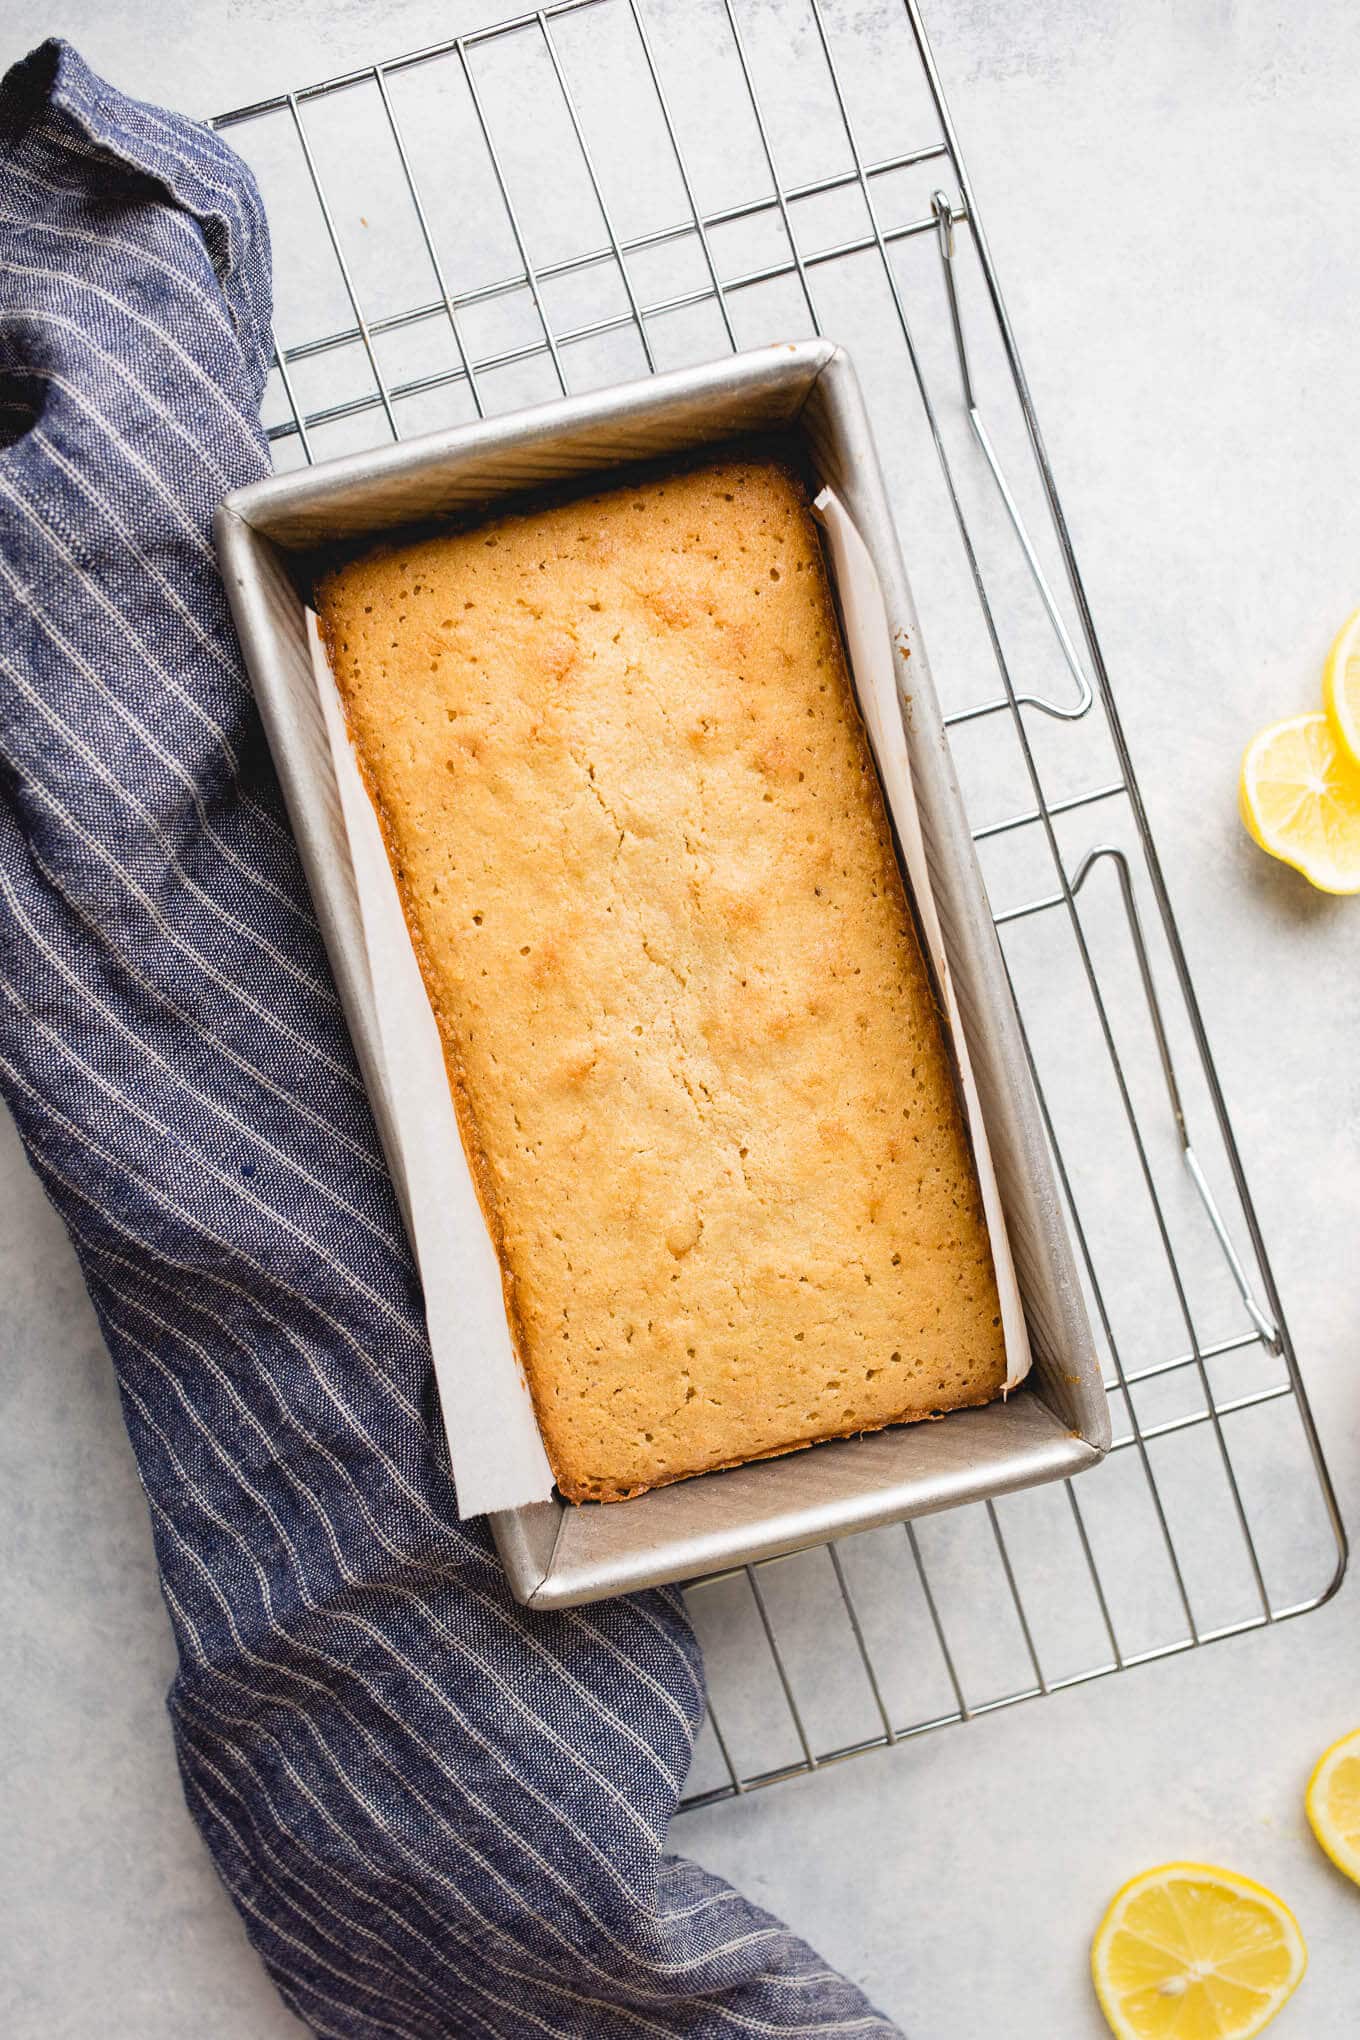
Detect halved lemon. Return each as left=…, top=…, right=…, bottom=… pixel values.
left=1321, top=608, right=1360, bottom=765
left=1306, top=1725, right=1360, bottom=1886
left=1239, top=711, right=1360, bottom=893
left=1091, top=1862, right=1307, bottom=2039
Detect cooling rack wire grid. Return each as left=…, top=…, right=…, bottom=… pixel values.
left=215, top=0, right=1345, bottom=1810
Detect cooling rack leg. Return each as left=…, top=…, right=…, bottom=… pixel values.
left=1068, top=846, right=1281, bottom=1354
left=930, top=190, right=1091, bottom=720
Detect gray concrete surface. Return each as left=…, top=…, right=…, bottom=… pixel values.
left=2, top=2, right=1359, bottom=2035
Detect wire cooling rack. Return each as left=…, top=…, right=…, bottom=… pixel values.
left=216, top=0, right=1346, bottom=1811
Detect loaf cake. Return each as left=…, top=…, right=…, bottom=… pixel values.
left=316, top=458, right=1006, bottom=1502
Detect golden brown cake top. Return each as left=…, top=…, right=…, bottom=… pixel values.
left=317, top=457, right=1005, bottom=1501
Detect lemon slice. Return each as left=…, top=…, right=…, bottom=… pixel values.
left=1239, top=711, right=1360, bottom=893
left=1091, top=1862, right=1307, bottom=2040
left=1306, top=1726, right=1360, bottom=1885
left=1321, top=607, right=1360, bottom=765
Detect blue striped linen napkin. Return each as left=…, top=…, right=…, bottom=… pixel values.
left=0, top=38, right=903, bottom=2040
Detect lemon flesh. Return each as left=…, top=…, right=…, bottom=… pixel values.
left=1239, top=711, right=1360, bottom=893
left=1306, top=1726, right=1360, bottom=1886
left=1321, top=607, right=1360, bottom=766
left=1091, top=1862, right=1307, bottom=2040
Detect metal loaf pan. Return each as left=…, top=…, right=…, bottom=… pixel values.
left=216, top=339, right=1109, bottom=1609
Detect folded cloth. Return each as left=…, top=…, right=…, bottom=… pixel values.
left=0, top=39, right=902, bottom=2040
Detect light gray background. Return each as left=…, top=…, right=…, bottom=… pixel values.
left=2, top=2, right=1358, bottom=2035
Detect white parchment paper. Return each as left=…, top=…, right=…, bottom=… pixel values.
left=304, top=487, right=1029, bottom=1515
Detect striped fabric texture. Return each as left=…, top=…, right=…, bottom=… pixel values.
left=0, top=39, right=901, bottom=2040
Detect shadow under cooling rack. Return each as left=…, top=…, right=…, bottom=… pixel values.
left=214, top=0, right=1346, bottom=1811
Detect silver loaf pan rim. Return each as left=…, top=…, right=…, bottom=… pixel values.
left=215, top=337, right=1109, bottom=1610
